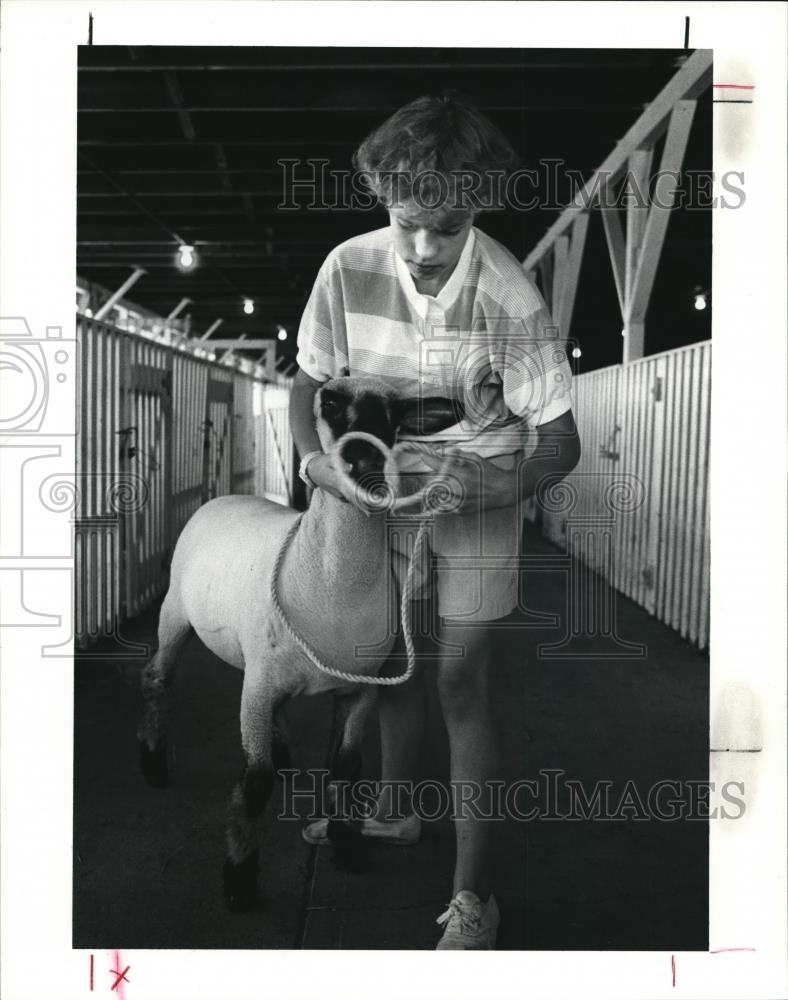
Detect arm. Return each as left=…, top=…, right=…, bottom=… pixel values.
left=517, top=408, right=581, bottom=503
left=290, top=367, right=323, bottom=457
left=289, top=367, right=349, bottom=501
left=421, top=409, right=581, bottom=512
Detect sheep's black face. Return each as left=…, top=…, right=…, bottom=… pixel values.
left=319, top=385, right=395, bottom=489
left=315, top=377, right=467, bottom=500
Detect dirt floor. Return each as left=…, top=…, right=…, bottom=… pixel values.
left=73, top=524, right=709, bottom=950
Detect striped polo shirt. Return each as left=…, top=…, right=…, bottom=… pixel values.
left=296, top=225, right=573, bottom=456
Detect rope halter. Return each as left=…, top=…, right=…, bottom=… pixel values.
left=329, top=429, right=465, bottom=516
left=270, top=430, right=462, bottom=686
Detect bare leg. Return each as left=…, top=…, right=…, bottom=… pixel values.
left=326, top=688, right=376, bottom=871
left=436, top=622, right=496, bottom=900
left=372, top=606, right=429, bottom=820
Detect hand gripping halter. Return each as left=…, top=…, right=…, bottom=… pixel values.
left=270, top=431, right=461, bottom=686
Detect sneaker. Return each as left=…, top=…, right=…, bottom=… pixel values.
left=435, top=890, right=500, bottom=950
left=301, top=812, right=421, bottom=847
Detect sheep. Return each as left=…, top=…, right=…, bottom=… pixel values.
left=137, top=375, right=464, bottom=911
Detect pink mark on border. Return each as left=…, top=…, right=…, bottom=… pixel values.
left=109, top=950, right=130, bottom=997
left=710, top=946, right=756, bottom=953
left=713, top=84, right=755, bottom=89
left=671, top=954, right=676, bottom=987
left=89, top=953, right=94, bottom=991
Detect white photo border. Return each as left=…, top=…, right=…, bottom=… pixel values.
left=1, top=2, right=786, bottom=998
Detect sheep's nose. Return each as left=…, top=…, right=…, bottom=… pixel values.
left=342, top=441, right=386, bottom=487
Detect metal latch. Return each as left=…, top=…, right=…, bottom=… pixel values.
left=599, top=424, right=621, bottom=462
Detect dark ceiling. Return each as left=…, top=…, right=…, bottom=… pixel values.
left=77, top=46, right=711, bottom=371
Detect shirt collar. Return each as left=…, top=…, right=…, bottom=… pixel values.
left=393, top=227, right=476, bottom=319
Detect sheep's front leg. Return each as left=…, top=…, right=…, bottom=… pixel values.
left=327, top=688, right=377, bottom=873
left=223, top=668, right=278, bottom=912
left=138, top=590, right=193, bottom=787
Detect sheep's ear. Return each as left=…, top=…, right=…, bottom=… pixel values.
left=394, top=396, right=465, bottom=436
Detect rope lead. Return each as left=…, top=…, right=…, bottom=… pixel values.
left=269, top=433, right=455, bottom=686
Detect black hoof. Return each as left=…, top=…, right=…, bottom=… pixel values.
left=272, top=739, right=292, bottom=777
left=139, top=740, right=168, bottom=788
left=223, top=853, right=259, bottom=912
left=327, top=819, right=370, bottom=873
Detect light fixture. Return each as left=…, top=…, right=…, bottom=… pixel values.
left=84, top=307, right=93, bottom=318
left=572, top=346, right=582, bottom=359
left=693, top=285, right=710, bottom=311
left=277, top=324, right=287, bottom=342
left=243, top=298, right=255, bottom=315
left=176, top=244, right=196, bottom=270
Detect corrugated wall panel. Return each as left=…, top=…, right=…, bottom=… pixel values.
left=171, top=355, right=208, bottom=544
left=77, top=315, right=707, bottom=651
left=531, top=341, right=711, bottom=650
left=232, top=374, right=258, bottom=495
left=75, top=315, right=294, bottom=648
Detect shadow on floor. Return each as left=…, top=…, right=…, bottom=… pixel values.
left=73, top=523, right=708, bottom=950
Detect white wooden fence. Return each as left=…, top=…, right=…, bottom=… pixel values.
left=526, top=339, right=711, bottom=650
left=75, top=315, right=294, bottom=648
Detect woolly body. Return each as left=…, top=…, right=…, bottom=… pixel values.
left=170, top=489, right=398, bottom=696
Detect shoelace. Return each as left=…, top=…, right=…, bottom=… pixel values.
left=436, top=898, right=482, bottom=935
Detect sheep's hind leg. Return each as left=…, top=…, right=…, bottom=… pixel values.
left=223, top=671, right=278, bottom=912
left=138, top=591, right=193, bottom=788
left=327, top=688, right=376, bottom=873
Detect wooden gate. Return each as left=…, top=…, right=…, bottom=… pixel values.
left=257, top=384, right=293, bottom=505
left=202, top=370, right=234, bottom=503
left=119, top=336, right=173, bottom=618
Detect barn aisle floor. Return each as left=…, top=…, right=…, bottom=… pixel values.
left=73, top=524, right=709, bottom=951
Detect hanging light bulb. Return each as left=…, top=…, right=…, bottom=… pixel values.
left=572, top=346, right=582, bottom=359
left=277, top=324, right=287, bottom=342
left=243, top=298, right=255, bottom=315
left=176, top=244, right=196, bottom=270
left=692, top=285, right=709, bottom=311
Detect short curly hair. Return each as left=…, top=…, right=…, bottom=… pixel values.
left=352, top=92, right=520, bottom=212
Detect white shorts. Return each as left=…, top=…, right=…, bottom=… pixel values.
left=387, top=451, right=523, bottom=623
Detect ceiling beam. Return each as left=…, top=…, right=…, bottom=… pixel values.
left=77, top=60, right=665, bottom=72
left=242, top=193, right=256, bottom=227
left=213, top=144, right=233, bottom=192
left=77, top=168, right=287, bottom=175
left=162, top=70, right=197, bottom=140
left=78, top=138, right=354, bottom=147
left=523, top=49, right=711, bottom=269
left=78, top=190, right=298, bottom=197
left=79, top=104, right=647, bottom=113
left=77, top=149, right=189, bottom=243
left=78, top=207, right=365, bottom=216
left=76, top=239, right=364, bottom=246
left=77, top=154, right=252, bottom=301
left=200, top=339, right=274, bottom=349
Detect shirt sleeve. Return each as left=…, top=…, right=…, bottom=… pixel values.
left=494, top=279, right=574, bottom=427
left=295, top=259, right=350, bottom=381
